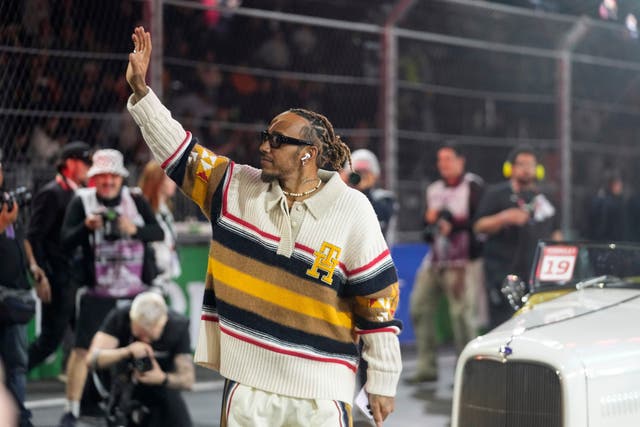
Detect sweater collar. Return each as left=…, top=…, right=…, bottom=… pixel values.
left=265, top=169, right=346, bottom=220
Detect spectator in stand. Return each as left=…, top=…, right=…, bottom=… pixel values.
left=137, top=160, right=181, bottom=291
left=586, top=169, right=627, bottom=242
left=29, top=117, right=64, bottom=169
left=27, top=142, right=92, bottom=372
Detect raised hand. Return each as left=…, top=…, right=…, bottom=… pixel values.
left=126, top=26, right=152, bottom=101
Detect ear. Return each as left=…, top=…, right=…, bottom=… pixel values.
left=300, top=146, right=319, bottom=162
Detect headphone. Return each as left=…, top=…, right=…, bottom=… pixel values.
left=502, top=146, right=545, bottom=181
left=301, top=153, right=311, bottom=162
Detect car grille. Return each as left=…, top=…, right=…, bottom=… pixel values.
left=458, top=359, right=562, bottom=427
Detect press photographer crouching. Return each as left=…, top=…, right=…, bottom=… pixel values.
left=86, top=291, right=194, bottom=427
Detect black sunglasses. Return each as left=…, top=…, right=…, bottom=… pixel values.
left=261, top=130, right=313, bottom=148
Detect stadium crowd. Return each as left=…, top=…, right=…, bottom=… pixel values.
left=3, top=2, right=640, bottom=426
left=1, top=1, right=384, bottom=189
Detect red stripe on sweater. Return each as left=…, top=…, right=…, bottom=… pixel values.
left=218, top=164, right=390, bottom=278
left=161, top=131, right=192, bottom=169
left=346, top=249, right=391, bottom=276
left=201, top=314, right=219, bottom=322
left=221, top=162, right=281, bottom=243
left=220, top=324, right=357, bottom=372
left=356, top=327, right=399, bottom=335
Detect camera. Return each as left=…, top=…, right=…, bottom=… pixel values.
left=101, top=208, right=121, bottom=241
left=1, top=187, right=32, bottom=212
left=132, top=356, right=153, bottom=373
left=101, top=358, right=151, bottom=427
left=422, top=209, right=453, bottom=242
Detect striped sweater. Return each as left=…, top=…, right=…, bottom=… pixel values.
left=128, top=89, right=402, bottom=404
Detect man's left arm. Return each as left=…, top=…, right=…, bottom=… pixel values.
left=355, top=280, right=402, bottom=427
left=348, top=201, right=402, bottom=425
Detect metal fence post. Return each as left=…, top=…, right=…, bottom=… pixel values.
left=383, top=0, right=416, bottom=244
left=557, top=17, right=588, bottom=237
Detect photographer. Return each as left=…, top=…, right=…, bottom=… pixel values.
left=86, top=292, right=193, bottom=427
left=340, top=149, right=396, bottom=239
left=473, top=146, right=561, bottom=328
left=408, top=144, right=484, bottom=384
left=27, top=141, right=92, bottom=371
left=0, top=161, right=50, bottom=427
left=58, top=149, right=163, bottom=427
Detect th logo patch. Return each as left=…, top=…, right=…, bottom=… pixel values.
left=306, top=241, right=341, bottom=285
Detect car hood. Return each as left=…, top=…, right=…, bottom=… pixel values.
left=497, top=288, right=640, bottom=333
left=459, top=288, right=640, bottom=427
left=466, top=288, right=640, bottom=366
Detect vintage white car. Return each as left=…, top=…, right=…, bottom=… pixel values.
left=451, top=241, right=640, bottom=427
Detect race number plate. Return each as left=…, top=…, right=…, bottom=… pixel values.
left=537, top=246, right=578, bottom=282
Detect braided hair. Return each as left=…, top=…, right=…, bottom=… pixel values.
left=287, top=108, right=352, bottom=171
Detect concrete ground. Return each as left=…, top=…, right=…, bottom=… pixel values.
left=26, top=345, right=455, bottom=427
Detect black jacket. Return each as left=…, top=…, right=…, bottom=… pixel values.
left=27, top=176, right=76, bottom=281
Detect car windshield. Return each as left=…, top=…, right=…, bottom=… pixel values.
left=529, top=241, right=640, bottom=292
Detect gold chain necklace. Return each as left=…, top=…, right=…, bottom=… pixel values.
left=282, top=179, right=322, bottom=198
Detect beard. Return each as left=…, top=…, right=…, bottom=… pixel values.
left=260, top=170, right=278, bottom=183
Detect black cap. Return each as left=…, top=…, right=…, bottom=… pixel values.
left=60, top=141, right=92, bottom=164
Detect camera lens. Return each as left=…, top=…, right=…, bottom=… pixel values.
left=1, top=187, right=32, bottom=212
left=348, top=172, right=361, bottom=186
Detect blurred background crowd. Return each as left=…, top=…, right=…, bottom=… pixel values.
left=2, top=1, right=640, bottom=425
left=3, top=0, right=640, bottom=240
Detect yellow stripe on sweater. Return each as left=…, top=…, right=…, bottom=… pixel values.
left=211, top=258, right=353, bottom=328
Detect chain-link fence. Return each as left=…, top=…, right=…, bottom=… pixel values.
left=0, top=1, right=148, bottom=190
left=393, top=0, right=640, bottom=240
left=160, top=0, right=389, bottom=219
left=2, top=0, right=640, bottom=241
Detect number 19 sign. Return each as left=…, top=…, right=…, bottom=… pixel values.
left=537, top=246, right=578, bottom=282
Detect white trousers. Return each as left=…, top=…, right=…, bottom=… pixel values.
left=220, top=380, right=353, bottom=427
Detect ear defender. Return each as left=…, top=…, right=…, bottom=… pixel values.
left=502, top=160, right=546, bottom=180
left=502, top=160, right=513, bottom=179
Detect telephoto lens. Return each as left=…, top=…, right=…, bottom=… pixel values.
left=1, top=186, right=32, bottom=212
